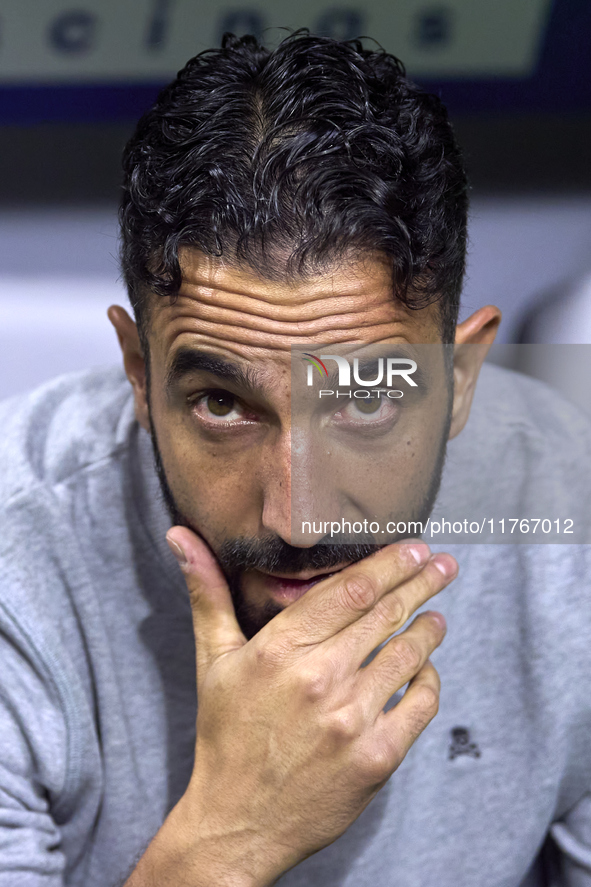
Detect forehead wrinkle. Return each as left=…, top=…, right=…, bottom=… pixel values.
left=159, top=300, right=408, bottom=344
left=175, top=284, right=396, bottom=322
left=167, top=310, right=407, bottom=339
left=178, top=250, right=393, bottom=304
left=163, top=318, right=415, bottom=353
left=150, top=258, right=442, bottom=358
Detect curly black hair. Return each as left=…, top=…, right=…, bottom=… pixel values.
left=120, top=30, right=468, bottom=346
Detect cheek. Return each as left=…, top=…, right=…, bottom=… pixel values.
left=343, top=435, right=441, bottom=512
left=153, top=409, right=265, bottom=536
left=299, top=400, right=447, bottom=522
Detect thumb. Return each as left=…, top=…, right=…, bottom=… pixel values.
left=166, top=526, right=246, bottom=680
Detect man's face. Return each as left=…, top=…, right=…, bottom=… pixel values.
left=132, top=249, right=453, bottom=638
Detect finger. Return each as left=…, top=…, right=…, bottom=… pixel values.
left=329, top=554, right=456, bottom=668
left=374, top=659, right=442, bottom=767
left=166, top=527, right=246, bottom=681
left=272, top=540, right=433, bottom=646
left=358, top=610, right=446, bottom=715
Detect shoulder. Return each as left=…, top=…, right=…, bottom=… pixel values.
left=0, top=369, right=136, bottom=789
left=440, top=362, right=591, bottom=538
left=0, top=368, right=139, bottom=746
left=438, top=362, right=591, bottom=645
left=437, top=367, right=591, bottom=727
left=0, top=365, right=134, bottom=505
left=0, top=365, right=137, bottom=656
left=461, top=360, right=591, bottom=456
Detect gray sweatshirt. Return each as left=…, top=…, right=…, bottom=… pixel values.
left=0, top=363, right=591, bottom=887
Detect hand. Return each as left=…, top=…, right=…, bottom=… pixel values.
left=163, top=531, right=457, bottom=887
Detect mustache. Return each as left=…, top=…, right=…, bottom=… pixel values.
left=216, top=535, right=384, bottom=575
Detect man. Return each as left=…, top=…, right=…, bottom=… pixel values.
left=1, top=31, right=591, bottom=887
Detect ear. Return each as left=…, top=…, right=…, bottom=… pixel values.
left=107, top=305, right=151, bottom=432
left=448, top=305, right=502, bottom=440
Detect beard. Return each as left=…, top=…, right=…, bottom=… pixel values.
left=146, top=399, right=451, bottom=639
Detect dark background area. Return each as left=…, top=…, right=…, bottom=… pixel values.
left=1, top=0, right=590, bottom=203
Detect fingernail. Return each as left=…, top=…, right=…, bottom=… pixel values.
left=431, top=554, right=458, bottom=579
left=407, top=543, right=430, bottom=565
left=166, top=533, right=188, bottom=568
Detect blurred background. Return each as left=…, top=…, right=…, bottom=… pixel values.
left=1, top=0, right=590, bottom=404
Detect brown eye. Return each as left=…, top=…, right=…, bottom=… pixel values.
left=206, top=391, right=235, bottom=416
left=354, top=396, right=381, bottom=414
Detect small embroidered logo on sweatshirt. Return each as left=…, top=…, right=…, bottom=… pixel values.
left=448, top=726, right=481, bottom=760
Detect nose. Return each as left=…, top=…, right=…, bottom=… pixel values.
left=260, top=426, right=341, bottom=547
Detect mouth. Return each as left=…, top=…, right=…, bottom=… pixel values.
left=255, top=565, right=349, bottom=602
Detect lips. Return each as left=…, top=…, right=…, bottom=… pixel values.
left=258, top=568, right=342, bottom=602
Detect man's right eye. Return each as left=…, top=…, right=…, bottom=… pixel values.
left=190, top=389, right=259, bottom=428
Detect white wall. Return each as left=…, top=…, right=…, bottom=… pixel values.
left=460, top=195, right=591, bottom=336
left=0, top=209, right=124, bottom=399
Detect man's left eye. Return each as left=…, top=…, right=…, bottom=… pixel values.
left=335, top=396, right=396, bottom=425
left=352, top=396, right=381, bottom=415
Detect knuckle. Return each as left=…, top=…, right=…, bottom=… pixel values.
left=413, top=569, right=436, bottom=599
left=387, top=637, right=423, bottom=676
left=373, top=593, right=406, bottom=632
left=325, top=706, right=362, bottom=745
left=415, top=565, right=443, bottom=600
left=405, top=707, right=433, bottom=742
left=358, top=743, right=393, bottom=786
left=387, top=593, right=406, bottom=626
left=338, top=572, right=378, bottom=613
left=252, top=638, right=287, bottom=671
left=412, top=683, right=440, bottom=720
left=297, top=666, right=331, bottom=702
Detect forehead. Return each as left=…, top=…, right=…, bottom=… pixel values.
left=148, top=248, right=442, bottom=369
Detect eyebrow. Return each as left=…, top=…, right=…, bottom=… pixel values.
left=165, top=348, right=265, bottom=396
